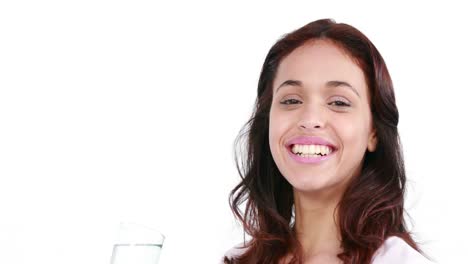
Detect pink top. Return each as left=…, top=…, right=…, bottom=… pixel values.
left=221, top=236, right=435, bottom=263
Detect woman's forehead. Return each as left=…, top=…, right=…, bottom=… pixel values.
left=273, top=40, right=368, bottom=96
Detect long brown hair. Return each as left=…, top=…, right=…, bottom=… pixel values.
left=225, top=18, right=425, bottom=264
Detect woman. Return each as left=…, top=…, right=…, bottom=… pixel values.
left=222, top=19, right=434, bottom=264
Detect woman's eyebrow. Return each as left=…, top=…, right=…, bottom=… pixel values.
left=275, top=79, right=361, bottom=98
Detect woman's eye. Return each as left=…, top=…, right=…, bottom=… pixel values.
left=329, top=100, right=351, bottom=107
left=280, top=99, right=302, bottom=105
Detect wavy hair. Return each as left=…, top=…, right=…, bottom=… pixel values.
left=225, top=18, right=425, bottom=264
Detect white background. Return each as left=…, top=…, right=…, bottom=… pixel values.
left=0, top=0, right=466, bottom=263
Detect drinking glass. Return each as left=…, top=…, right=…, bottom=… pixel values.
left=110, top=222, right=165, bottom=264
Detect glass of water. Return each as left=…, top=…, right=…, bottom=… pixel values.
left=110, top=222, right=165, bottom=264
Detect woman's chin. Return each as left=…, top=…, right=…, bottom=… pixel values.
left=287, top=176, right=334, bottom=193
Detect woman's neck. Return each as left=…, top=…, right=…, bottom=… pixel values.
left=293, top=189, right=343, bottom=259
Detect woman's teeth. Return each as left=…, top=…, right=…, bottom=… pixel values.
left=291, top=144, right=332, bottom=157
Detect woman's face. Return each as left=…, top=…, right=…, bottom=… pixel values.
left=269, top=40, right=377, bottom=194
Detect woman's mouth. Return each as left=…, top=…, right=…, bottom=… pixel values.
left=286, top=144, right=337, bottom=164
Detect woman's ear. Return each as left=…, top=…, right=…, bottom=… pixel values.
left=367, top=128, right=378, bottom=152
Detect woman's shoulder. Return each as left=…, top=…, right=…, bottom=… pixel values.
left=221, top=236, right=435, bottom=263
left=371, top=236, right=435, bottom=264
left=220, top=241, right=249, bottom=263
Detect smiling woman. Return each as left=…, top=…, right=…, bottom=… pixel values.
left=270, top=39, right=376, bottom=195
left=222, top=19, right=435, bottom=264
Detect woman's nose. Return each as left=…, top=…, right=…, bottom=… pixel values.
left=297, top=104, right=325, bottom=130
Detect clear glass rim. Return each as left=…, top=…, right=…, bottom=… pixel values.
left=116, top=221, right=166, bottom=243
